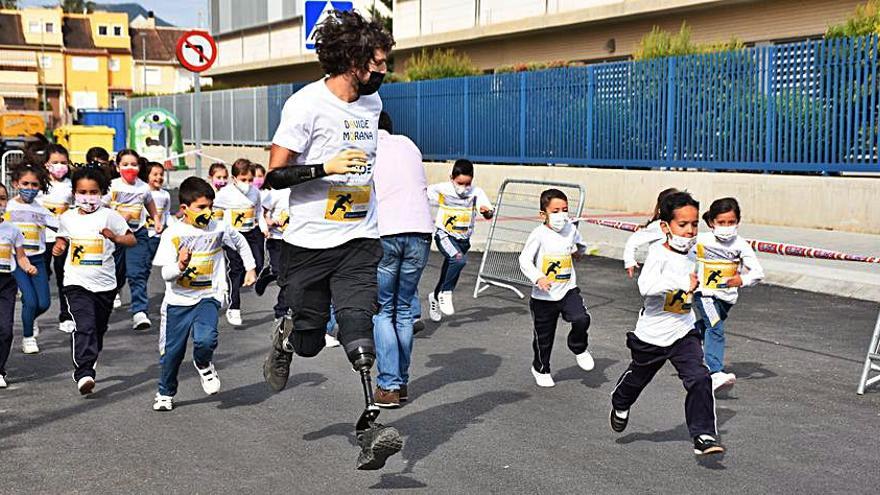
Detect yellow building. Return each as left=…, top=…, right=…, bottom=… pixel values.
left=62, top=11, right=132, bottom=111
left=130, top=15, right=206, bottom=95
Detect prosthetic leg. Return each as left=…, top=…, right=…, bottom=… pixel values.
left=350, top=347, right=404, bottom=470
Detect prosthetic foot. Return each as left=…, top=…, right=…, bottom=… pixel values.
left=351, top=350, right=403, bottom=470
left=263, top=316, right=294, bottom=392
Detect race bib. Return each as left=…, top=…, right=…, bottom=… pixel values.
left=228, top=207, right=256, bottom=231
left=276, top=210, right=289, bottom=232
left=176, top=251, right=217, bottom=290
left=212, top=209, right=225, bottom=220
left=700, top=261, right=738, bottom=289
left=146, top=207, right=165, bottom=230
left=115, top=204, right=144, bottom=229
left=325, top=186, right=370, bottom=222
left=0, top=243, right=12, bottom=273
left=438, top=205, right=473, bottom=234
left=69, top=238, right=104, bottom=266
left=664, top=290, right=692, bottom=314
left=19, top=224, right=42, bottom=254
left=541, top=253, right=573, bottom=283
left=43, top=201, right=70, bottom=218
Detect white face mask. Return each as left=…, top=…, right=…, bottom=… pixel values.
left=234, top=180, right=250, bottom=195
left=712, top=225, right=738, bottom=241
left=547, top=212, right=569, bottom=232
left=667, top=232, right=696, bottom=253
left=453, top=183, right=472, bottom=198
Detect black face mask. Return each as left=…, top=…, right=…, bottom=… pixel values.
left=357, top=71, right=385, bottom=96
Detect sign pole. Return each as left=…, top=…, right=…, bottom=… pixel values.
left=194, top=71, right=202, bottom=176
left=176, top=29, right=217, bottom=177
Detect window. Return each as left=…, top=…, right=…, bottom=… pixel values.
left=113, top=25, right=122, bottom=36
left=45, top=22, right=54, bottom=33
left=98, top=25, right=108, bottom=36
left=72, top=91, right=98, bottom=110
left=29, top=21, right=40, bottom=33
left=109, top=58, right=121, bottom=72
left=72, top=56, right=99, bottom=72
left=145, top=67, right=162, bottom=85
left=39, top=55, right=52, bottom=69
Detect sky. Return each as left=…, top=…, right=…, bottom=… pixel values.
left=18, top=0, right=209, bottom=28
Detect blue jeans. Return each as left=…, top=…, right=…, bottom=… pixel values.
left=115, top=228, right=152, bottom=314
left=374, top=234, right=431, bottom=390
left=158, top=299, right=220, bottom=396
left=694, top=295, right=733, bottom=374
left=433, top=234, right=470, bottom=296
left=13, top=254, right=50, bottom=338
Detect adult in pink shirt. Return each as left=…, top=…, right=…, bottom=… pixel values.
left=371, top=111, right=433, bottom=408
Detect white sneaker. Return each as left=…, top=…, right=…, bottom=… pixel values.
left=152, top=393, right=173, bottom=411
left=59, top=320, right=76, bottom=334
left=33, top=321, right=40, bottom=337
left=325, top=333, right=341, bottom=348
left=711, top=372, right=736, bottom=391
left=132, top=312, right=151, bottom=330
left=531, top=367, right=555, bottom=388
left=194, top=361, right=221, bottom=395
left=77, top=376, right=95, bottom=395
left=427, top=293, right=442, bottom=322
left=575, top=350, right=595, bottom=371
left=21, top=337, right=39, bottom=354
left=437, top=291, right=455, bottom=316
left=0, top=375, right=7, bottom=388
left=113, top=294, right=122, bottom=308
left=226, top=309, right=242, bottom=326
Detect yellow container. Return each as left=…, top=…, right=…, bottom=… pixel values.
left=53, top=125, right=116, bottom=164
left=0, top=113, right=46, bottom=138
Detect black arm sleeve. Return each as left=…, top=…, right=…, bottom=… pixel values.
left=265, top=164, right=327, bottom=189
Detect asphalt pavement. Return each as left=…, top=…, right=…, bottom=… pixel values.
left=0, top=253, right=878, bottom=494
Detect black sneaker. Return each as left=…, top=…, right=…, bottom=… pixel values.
left=263, top=318, right=293, bottom=392
left=412, top=319, right=426, bottom=335
left=610, top=408, right=629, bottom=433
left=254, top=271, right=276, bottom=296
left=356, top=424, right=403, bottom=470
left=693, top=435, right=725, bottom=456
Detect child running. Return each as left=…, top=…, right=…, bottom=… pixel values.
left=8, top=163, right=55, bottom=353
left=209, top=162, right=228, bottom=192
left=610, top=191, right=724, bottom=456
left=623, top=188, right=679, bottom=278
left=694, top=197, right=764, bottom=391
left=37, top=144, right=76, bottom=334
left=213, top=158, right=265, bottom=326
left=151, top=177, right=256, bottom=411
left=54, top=166, right=136, bottom=395
left=141, top=161, right=171, bottom=264
left=426, top=159, right=494, bottom=322
left=255, top=183, right=290, bottom=322
left=518, top=188, right=593, bottom=387
left=108, top=149, right=163, bottom=328
left=0, top=183, right=38, bottom=388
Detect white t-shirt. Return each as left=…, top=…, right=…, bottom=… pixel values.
left=426, top=182, right=493, bottom=240
left=623, top=220, right=665, bottom=269
left=213, top=183, right=263, bottom=233
left=153, top=219, right=256, bottom=307
left=57, top=207, right=131, bottom=292
left=519, top=222, right=587, bottom=301
left=694, top=232, right=764, bottom=305
left=106, top=177, right=154, bottom=231
left=0, top=221, right=24, bottom=274
left=262, top=188, right=291, bottom=240
left=633, top=242, right=697, bottom=347
left=38, top=178, right=73, bottom=243
left=6, top=198, right=57, bottom=256
left=271, top=78, right=382, bottom=249
left=145, top=189, right=171, bottom=238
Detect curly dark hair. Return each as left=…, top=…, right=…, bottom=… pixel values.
left=11, top=162, right=50, bottom=193
left=314, top=10, right=394, bottom=76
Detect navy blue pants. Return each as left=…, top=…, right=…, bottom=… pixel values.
left=44, top=247, right=72, bottom=323
left=529, top=288, right=591, bottom=374
left=66, top=285, right=116, bottom=381
left=0, top=274, right=17, bottom=376
left=263, top=238, right=289, bottom=318
left=13, top=253, right=50, bottom=337
left=114, top=228, right=152, bottom=314
left=158, top=298, right=221, bottom=396
left=224, top=229, right=264, bottom=310
left=433, top=234, right=470, bottom=296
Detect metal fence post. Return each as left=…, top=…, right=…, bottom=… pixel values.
left=765, top=45, right=777, bottom=168
left=519, top=72, right=527, bottom=160
left=253, top=87, right=258, bottom=142
left=665, top=57, right=677, bottom=162
left=463, top=77, right=469, bottom=157
left=586, top=67, right=595, bottom=161
left=416, top=81, right=422, bottom=146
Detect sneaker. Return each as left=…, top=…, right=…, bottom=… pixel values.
left=226, top=309, right=242, bottom=326
left=412, top=319, right=426, bottom=334
left=610, top=408, right=629, bottom=433
left=263, top=318, right=294, bottom=392
left=374, top=387, right=400, bottom=408
left=33, top=321, right=40, bottom=337
left=399, top=385, right=408, bottom=403
left=21, top=337, right=39, bottom=354
left=152, top=393, right=173, bottom=411
left=77, top=376, right=95, bottom=395
left=427, top=293, right=442, bottom=322
left=58, top=320, right=76, bottom=334
left=132, top=312, right=151, bottom=331
left=113, top=294, right=122, bottom=308
left=0, top=375, right=7, bottom=388
left=575, top=350, right=595, bottom=371
left=437, top=291, right=455, bottom=315
left=356, top=424, right=404, bottom=470
left=325, top=333, right=341, bottom=348
left=254, top=271, right=276, bottom=296
left=711, top=372, right=736, bottom=391
left=693, top=434, right=725, bottom=456
left=194, top=361, right=221, bottom=395
left=530, top=366, right=555, bottom=387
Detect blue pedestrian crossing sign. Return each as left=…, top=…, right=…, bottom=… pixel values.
left=303, top=0, right=354, bottom=52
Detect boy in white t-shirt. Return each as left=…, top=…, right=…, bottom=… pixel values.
left=53, top=166, right=136, bottom=395
left=151, top=177, right=256, bottom=411
left=518, top=189, right=593, bottom=388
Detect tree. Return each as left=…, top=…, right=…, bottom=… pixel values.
left=60, top=0, right=96, bottom=13
left=367, top=0, right=392, bottom=35
left=0, top=0, right=19, bottom=9
left=826, top=0, right=880, bottom=38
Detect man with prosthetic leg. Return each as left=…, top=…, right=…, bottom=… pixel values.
left=261, top=10, right=401, bottom=470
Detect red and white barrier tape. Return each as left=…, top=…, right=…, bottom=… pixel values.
left=579, top=218, right=880, bottom=264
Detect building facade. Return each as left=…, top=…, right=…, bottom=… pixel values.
left=131, top=15, right=208, bottom=97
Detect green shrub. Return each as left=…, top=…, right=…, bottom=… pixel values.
left=826, top=0, right=880, bottom=38
left=634, top=22, right=744, bottom=60
left=403, top=49, right=480, bottom=81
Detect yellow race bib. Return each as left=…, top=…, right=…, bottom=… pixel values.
left=0, top=243, right=12, bottom=273
left=228, top=207, right=256, bottom=231
left=664, top=290, right=691, bottom=314
left=325, top=186, right=370, bottom=222
left=177, top=251, right=217, bottom=290
left=541, top=253, right=573, bottom=283
left=43, top=201, right=70, bottom=218
left=696, top=244, right=738, bottom=289
left=19, top=224, right=42, bottom=254
left=69, top=238, right=104, bottom=266
left=276, top=210, right=289, bottom=232
left=115, top=204, right=144, bottom=229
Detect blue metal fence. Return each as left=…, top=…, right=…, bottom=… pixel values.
left=119, top=35, right=879, bottom=173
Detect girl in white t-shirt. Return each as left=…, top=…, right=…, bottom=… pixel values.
left=8, top=163, right=55, bottom=354
left=54, top=166, right=135, bottom=395
left=141, top=161, right=172, bottom=264
left=0, top=183, right=37, bottom=388
left=37, top=144, right=76, bottom=333
left=255, top=183, right=290, bottom=320
left=622, top=188, right=680, bottom=278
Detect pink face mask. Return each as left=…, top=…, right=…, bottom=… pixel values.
left=212, top=179, right=227, bottom=189
left=252, top=177, right=265, bottom=189
left=48, top=163, right=69, bottom=179
left=75, top=193, right=102, bottom=213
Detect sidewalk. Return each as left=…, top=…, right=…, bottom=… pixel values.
left=463, top=208, right=880, bottom=303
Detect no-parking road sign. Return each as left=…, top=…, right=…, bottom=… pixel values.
left=176, top=30, right=217, bottom=73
